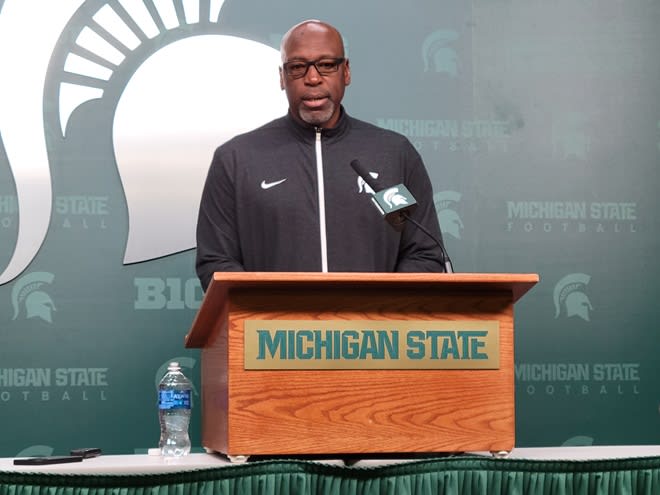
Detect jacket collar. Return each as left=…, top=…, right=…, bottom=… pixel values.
left=285, top=106, right=351, bottom=142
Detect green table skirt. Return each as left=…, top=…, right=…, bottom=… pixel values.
left=2, top=455, right=660, bottom=495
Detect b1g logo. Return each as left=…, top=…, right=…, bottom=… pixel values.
left=0, top=0, right=287, bottom=286
left=553, top=273, right=594, bottom=322
left=134, top=277, right=202, bottom=310
left=10, top=272, right=56, bottom=323
left=422, top=29, right=460, bottom=77
left=434, top=191, right=464, bottom=240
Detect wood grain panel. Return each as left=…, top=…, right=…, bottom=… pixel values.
left=186, top=273, right=538, bottom=455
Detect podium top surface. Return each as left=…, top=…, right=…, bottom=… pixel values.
left=208, top=271, right=538, bottom=298
left=185, top=272, right=539, bottom=348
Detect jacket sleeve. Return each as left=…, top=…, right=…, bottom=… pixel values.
left=195, top=146, right=245, bottom=291
left=394, top=142, right=448, bottom=273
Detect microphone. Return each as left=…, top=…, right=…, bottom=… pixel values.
left=350, top=159, right=417, bottom=231
left=350, top=159, right=454, bottom=273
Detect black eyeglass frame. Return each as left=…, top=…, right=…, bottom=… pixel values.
left=281, top=57, right=346, bottom=79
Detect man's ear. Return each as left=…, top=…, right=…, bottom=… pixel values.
left=344, top=59, right=351, bottom=86
left=279, top=67, right=285, bottom=90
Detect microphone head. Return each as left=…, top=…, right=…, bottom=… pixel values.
left=351, top=159, right=419, bottom=232
left=351, top=159, right=452, bottom=270
left=371, top=185, right=418, bottom=232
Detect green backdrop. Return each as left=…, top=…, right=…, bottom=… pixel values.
left=0, top=0, right=658, bottom=457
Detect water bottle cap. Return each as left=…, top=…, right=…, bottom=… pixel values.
left=168, top=362, right=180, bottom=370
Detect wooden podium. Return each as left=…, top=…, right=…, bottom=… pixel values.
left=185, top=272, right=538, bottom=457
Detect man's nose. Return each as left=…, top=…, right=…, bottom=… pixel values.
left=304, top=64, right=322, bottom=84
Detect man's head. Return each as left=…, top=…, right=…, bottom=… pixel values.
left=279, top=20, right=351, bottom=128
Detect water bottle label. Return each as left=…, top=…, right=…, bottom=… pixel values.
left=158, top=389, right=191, bottom=410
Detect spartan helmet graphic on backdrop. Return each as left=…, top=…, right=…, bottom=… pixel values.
left=0, top=0, right=287, bottom=286
left=433, top=191, right=464, bottom=240
left=422, top=29, right=460, bottom=77
left=11, top=272, right=56, bottom=323
left=553, top=273, right=594, bottom=322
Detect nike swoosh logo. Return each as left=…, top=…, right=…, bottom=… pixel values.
left=261, top=178, right=287, bottom=189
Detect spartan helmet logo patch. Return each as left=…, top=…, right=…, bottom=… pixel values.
left=382, top=187, right=409, bottom=209
left=553, top=273, right=594, bottom=322
left=357, top=172, right=379, bottom=194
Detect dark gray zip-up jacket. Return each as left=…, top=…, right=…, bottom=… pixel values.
left=196, top=109, right=446, bottom=291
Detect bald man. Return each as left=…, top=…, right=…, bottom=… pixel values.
left=196, top=20, right=447, bottom=290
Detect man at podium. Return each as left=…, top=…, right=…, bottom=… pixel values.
left=196, top=20, right=447, bottom=291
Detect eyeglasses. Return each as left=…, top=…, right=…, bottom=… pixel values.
left=282, top=57, right=346, bottom=79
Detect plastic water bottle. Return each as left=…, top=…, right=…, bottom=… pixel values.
left=158, top=362, right=192, bottom=457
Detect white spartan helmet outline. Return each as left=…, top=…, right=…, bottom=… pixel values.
left=553, top=273, right=594, bottom=322
left=0, top=0, right=286, bottom=285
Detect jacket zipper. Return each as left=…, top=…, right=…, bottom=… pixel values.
left=315, top=128, right=328, bottom=272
